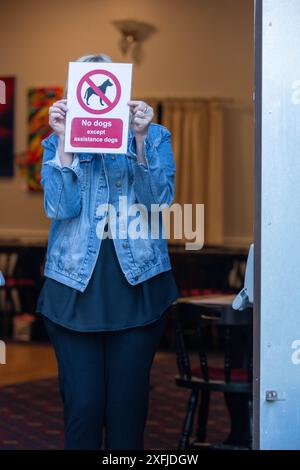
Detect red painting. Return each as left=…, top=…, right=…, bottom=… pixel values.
left=0, top=77, right=15, bottom=177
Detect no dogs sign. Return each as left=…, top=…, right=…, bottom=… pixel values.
left=65, top=62, right=132, bottom=153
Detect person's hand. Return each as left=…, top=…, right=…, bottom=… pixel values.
left=127, top=100, right=154, bottom=138
left=49, top=99, right=68, bottom=137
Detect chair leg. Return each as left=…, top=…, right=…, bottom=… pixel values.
left=223, top=392, right=252, bottom=447
left=178, top=388, right=199, bottom=450
left=2, top=289, right=12, bottom=338
left=247, top=397, right=253, bottom=449
left=195, top=391, right=210, bottom=442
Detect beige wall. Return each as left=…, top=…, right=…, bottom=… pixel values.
left=0, top=0, right=254, bottom=245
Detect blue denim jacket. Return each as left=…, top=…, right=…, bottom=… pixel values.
left=41, top=123, right=175, bottom=292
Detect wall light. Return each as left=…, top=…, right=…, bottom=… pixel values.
left=112, top=19, right=156, bottom=63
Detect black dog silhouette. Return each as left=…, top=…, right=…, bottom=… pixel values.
left=84, top=79, right=113, bottom=106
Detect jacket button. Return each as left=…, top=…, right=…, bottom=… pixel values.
left=115, top=179, right=122, bottom=187
left=122, top=242, right=128, bottom=249
left=134, top=275, right=139, bottom=281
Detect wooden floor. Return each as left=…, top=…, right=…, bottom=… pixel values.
left=0, top=342, right=57, bottom=387
left=0, top=343, right=177, bottom=387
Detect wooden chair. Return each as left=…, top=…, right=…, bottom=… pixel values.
left=173, top=296, right=253, bottom=450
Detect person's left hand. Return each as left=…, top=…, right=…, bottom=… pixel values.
left=127, top=100, right=154, bottom=138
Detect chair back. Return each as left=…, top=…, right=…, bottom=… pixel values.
left=174, top=300, right=253, bottom=385
left=0, top=251, right=19, bottom=278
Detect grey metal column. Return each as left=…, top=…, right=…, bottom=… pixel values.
left=255, top=0, right=300, bottom=450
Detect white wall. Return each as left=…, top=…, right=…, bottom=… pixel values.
left=0, top=0, right=254, bottom=245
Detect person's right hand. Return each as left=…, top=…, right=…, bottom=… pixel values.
left=49, top=99, right=67, bottom=137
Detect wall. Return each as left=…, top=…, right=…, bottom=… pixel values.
left=0, top=0, right=254, bottom=245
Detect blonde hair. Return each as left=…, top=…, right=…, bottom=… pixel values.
left=76, top=53, right=112, bottom=63
left=63, top=53, right=112, bottom=98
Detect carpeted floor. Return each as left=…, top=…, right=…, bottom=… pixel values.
left=0, top=351, right=230, bottom=450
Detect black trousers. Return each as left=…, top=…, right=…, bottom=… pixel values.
left=43, top=311, right=168, bottom=450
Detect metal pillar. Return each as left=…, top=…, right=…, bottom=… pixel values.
left=254, top=0, right=300, bottom=450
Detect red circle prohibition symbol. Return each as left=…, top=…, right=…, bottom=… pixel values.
left=76, top=69, right=121, bottom=114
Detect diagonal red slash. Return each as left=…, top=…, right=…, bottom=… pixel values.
left=85, top=76, right=112, bottom=108
left=77, top=69, right=121, bottom=114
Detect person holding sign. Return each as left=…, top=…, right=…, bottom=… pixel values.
left=36, top=53, right=179, bottom=450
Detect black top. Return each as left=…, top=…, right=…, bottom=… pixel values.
left=36, top=235, right=179, bottom=332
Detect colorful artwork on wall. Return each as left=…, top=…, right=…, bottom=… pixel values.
left=0, top=77, right=15, bottom=177
left=26, top=87, right=63, bottom=191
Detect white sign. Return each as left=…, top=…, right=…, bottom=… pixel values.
left=65, top=62, right=132, bottom=153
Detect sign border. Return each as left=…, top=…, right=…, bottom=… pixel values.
left=76, top=69, right=121, bottom=114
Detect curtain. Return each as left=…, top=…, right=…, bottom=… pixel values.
left=161, top=98, right=225, bottom=246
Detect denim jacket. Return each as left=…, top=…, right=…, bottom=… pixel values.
left=40, top=123, right=175, bottom=292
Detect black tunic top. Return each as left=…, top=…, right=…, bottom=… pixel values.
left=36, top=234, right=179, bottom=332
